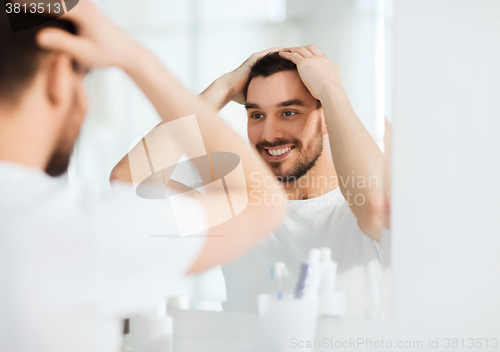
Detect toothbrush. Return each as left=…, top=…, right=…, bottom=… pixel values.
left=271, top=262, right=289, bottom=299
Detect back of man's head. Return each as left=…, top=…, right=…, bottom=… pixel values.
left=243, top=51, right=321, bottom=108
left=0, top=5, right=76, bottom=107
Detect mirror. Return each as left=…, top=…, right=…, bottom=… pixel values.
left=71, top=0, right=392, bottom=320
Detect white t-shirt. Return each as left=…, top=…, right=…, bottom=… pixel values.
left=222, top=186, right=391, bottom=318
left=0, top=161, right=207, bottom=352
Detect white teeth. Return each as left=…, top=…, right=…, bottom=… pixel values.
left=267, top=147, right=292, bottom=156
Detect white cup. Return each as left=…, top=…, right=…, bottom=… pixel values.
left=257, top=294, right=319, bottom=352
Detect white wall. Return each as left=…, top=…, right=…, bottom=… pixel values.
left=321, top=0, right=500, bottom=349
left=392, top=0, right=500, bottom=328
left=392, top=0, right=500, bottom=334
left=287, top=0, right=386, bottom=145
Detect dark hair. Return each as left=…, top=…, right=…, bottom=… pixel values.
left=0, top=6, right=77, bottom=105
left=243, top=51, right=321, bottom=108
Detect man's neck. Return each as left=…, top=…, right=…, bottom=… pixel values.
left=282, top=141, right=338, bottom=200
left=0, top=104, right=53, bottom=171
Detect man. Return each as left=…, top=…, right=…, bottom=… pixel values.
left=113, top=47, right=392, bottom=318
left=0, top=2, right=286, bottom=351
left=223, top=49, right=391, bottom=318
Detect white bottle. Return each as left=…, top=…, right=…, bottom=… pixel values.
left=318, top=247, right=337, bottom=295
left=318, top=247, right=345, bottom=317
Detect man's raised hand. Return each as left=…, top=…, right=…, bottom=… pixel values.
left=279, top=45, right=343, bottom=101
left=36, top=1, right=140, bottom=70
left=224, top=47, right=283, bottom=104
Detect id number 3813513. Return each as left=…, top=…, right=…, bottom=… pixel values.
left=5, top=2, right=63, bottom=14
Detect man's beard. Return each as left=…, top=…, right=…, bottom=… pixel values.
left=45, top=92, right=83, bottom=177
left=45, top=105, right=78, bottom=177
left=255, top=119, right=324, bottom=183
left=45, top=142, right=74, bottom=177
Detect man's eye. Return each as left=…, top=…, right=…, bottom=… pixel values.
left=251, top=113, right=264, bottom=119
left=283, top=111, right=296, bottom=117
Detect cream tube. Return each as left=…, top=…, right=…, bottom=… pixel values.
left=294, top=248, right=322, bottom=298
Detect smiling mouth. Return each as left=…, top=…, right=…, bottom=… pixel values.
left=263, top=146, right=295, bottom=161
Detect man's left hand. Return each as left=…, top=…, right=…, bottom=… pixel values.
left=279, top=45, right=343, bottom=101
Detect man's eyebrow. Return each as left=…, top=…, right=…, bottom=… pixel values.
left=277, top=99, right=306, bottom=107
left=245, top=102, right=260, bottom=110
left=245, top=99, right=307, bottom=110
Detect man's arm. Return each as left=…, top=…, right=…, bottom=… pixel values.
left=280, top=45, right=390, bottom=241
left=37, top=2, right=287, bottom=274
left=110, top=48, right=280, bottom=183
left=109, top=126, right=187, bottom=193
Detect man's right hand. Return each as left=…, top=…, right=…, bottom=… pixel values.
left=224, top=47, right=282, bottom=104
left=200, top=48, right=282, bottom=110
left=36, top=1, right=141, bottom=71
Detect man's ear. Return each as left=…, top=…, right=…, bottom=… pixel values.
left=44, top=53, right=74, bottom=113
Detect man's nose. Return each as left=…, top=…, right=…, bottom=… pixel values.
left=261, top=116, right=285, bottom=142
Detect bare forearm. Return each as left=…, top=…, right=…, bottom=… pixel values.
left=199, top=74, right=233, bottom=112
left=35, top=2, right=287, bottom=274
left=116, top=46, right=287, bottom=272
left=111, top=73, right=234, bottom=183
left=109, top=120, right=182, bottom=184
left=122, top=48, right=273, bottom=189
left=320, top=85, right=385, bottom=238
